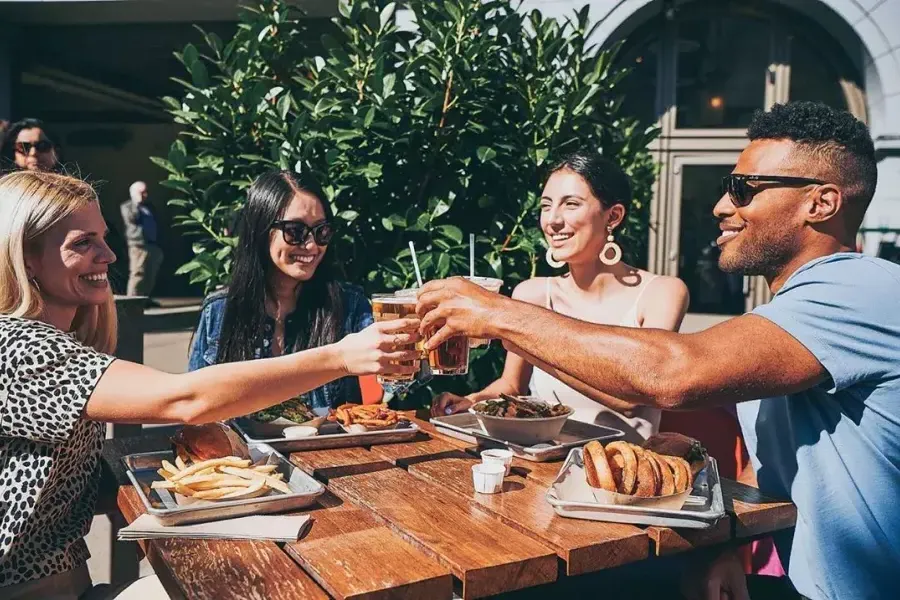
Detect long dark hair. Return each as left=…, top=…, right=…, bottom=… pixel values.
left=216, top=170, right=344, bottom=364
left=1, top=118, right=63, bottom=172
left=548, top=151, right=632, bottom=212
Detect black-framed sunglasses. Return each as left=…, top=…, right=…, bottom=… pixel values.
left=271, top=220, right=336, bottom=246
left=14, top=140, right=54, bottom=155
left=721, top=174, right=827, bottom=208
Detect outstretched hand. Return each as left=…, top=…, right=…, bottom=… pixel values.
left=416, top=277, right=506, bottom=349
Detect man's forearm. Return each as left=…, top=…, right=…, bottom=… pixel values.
left=491, top=297, right=693, bottom=409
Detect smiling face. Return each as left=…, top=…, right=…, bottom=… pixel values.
left=26, top=200, right=117, bottom=312
left=268, top=190, right=328, bottom=283
left=539, top=168, right=624, bottom=265
left=713, top=139, right=818, bottom=277
left=14, top=127, right=58, bottom=172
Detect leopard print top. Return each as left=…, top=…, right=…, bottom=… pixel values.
left=0, top=316, right=114, bottom=588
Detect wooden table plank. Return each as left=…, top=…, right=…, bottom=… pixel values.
left=646, top=518, right=733, bottom=556
left=407, top=455, right=648, bottom=576
left=405, top=413, right=479, bottom=451
left=722, top=479, right=797, bottom=538
left=287, top=508, right=453, bottom=600
left=290, top=446, right=393, bottom=481
left=367, top=434, right=468, bottom=467
left=117, top=487, right=329, bottom=600
left=289, top=527, right=453, bottom=600
left=327, top=468, right=558, bottom=599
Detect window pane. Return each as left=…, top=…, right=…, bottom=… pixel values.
left=678, top=164, right=745, bottom=315
left=788, top=35, right=848, bottom=110
left=614, top=38, right=660, bottom=126
left=675, top=17, right=771, bottom=129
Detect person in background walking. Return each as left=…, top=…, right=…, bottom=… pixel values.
left=120, top=180, right=164, bottom=305
left=1, top=117, right=62, bottom=173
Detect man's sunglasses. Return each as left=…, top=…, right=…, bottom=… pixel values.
left=271, top=220, right=335, bottom=246
left=721, top=174, right=826, bottom=208
left=14, top=140, right=54, bottom=155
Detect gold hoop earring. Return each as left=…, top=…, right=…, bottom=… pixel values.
left=600, top=227, right=622, bottom=266
left=545, top=247, right=565, bottom=269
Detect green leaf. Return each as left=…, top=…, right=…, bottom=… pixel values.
left=381, top=217, right=394, bottom=231
left=379, top=3, right=396, bottom=30
left=437, top=252, right=450, bottom=276
left=190, top=60, right=210, bottom=88
left=278, top=93, right=291, bottom=120
left=363, top=106, right=376, bottom=128
left=338, top=210, right=359, bottom=222
left=437, top=225, right=463, bottom=244
left=338, top=0, right=351, bottom=19
left=431, top=199, right=450, bottom=219
left=382, top=73, right=396, bottom=97
left=535, top=148, right=549, bottom=166
left=174, top=260, right=202, bottom=275
left=182, top=43, right=199, bottom=67
left=476, top=146, right=497, bottom=163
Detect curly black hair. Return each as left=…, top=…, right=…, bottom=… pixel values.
left=747, top=102, right=877, bottom=215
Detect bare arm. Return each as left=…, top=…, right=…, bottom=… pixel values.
left=85, top=319, right=420, bottom=424
left=418, top=278, right=826, bottom=410
left=502, top=276, right=690, bottom=414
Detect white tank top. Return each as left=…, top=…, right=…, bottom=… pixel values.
left=529, top=276, right=662, bottom=443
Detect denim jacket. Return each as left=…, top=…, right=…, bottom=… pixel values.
left=188, top=282, right=374, bottom=410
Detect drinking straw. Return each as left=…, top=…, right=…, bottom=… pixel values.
left=469, top=233, right=475, bottom=278
left=408, top=241, right=424, bottom=287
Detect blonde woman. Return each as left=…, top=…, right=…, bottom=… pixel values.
left=0, top=171, right=420, bottom=598
left=432, top=152, right=689, bottom=442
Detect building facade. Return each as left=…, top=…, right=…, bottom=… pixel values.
left=1, top=0, right=898, bottom=313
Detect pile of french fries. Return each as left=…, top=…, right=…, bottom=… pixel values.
left=151, top=456, right=290, bottom=501
left=330, top=403, right=400, bottom=429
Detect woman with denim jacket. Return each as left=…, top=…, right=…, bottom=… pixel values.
left=189, top=170, right=373, bottom=409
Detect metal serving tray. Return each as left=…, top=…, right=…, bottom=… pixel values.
left=429, top=413, right=624, bottom=462
left=122, top=443, right=325, bottom=526
left=230, top=418, right=421, bottom=453
left=546, top=448, right=726, bottom=529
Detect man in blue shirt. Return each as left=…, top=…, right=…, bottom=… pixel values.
left=120, top=180, right=164, bottom=304
left=417, top=101, right=899, bottom=600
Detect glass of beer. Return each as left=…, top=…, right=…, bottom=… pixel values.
left=371, top=293, right=421, bottom=389
left=427, top=333, right=470, bottom=375
left=465, top=276, right=503, bottom=348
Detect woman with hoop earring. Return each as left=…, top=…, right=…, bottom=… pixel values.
left=431, top=151, right=689, bottom=442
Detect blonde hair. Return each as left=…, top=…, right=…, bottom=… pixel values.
left=0, top=170, right=117, bottom=353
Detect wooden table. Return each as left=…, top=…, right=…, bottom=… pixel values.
left=110, top=415, right=796, bottom=599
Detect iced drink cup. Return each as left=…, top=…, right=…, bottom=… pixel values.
left=465, top=276, right=503, bottom=347
left=371, top=293, right=421, bottom=387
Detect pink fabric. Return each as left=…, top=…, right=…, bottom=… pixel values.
left=751, top=537, right=785, bottom=576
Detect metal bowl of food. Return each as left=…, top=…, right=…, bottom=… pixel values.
left=469, top=394, right=573, bottom=445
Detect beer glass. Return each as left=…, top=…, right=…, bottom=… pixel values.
left=371, top=293, right=421, bottom=388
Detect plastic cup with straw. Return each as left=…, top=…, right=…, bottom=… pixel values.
left=464, top=234, right=503, bottom=347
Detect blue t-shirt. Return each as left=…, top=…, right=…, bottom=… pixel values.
left=738, top=253, right=900, bottom=600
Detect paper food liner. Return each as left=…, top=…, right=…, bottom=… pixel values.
left=552, top=455, right=691, bottom=511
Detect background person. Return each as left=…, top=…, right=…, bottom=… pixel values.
left=189, top=170, right=375, bottom=409
left=1, top=117, right=62, bottom=173
left=120, top=180, right=164, bottom=304
left=432, top=152, right=689, bottom=442
left=416, top=102, right=898, bottom=600
left=0, top=170, right=419, bottom=599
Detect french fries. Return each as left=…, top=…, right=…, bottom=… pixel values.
left=150, top=455, right=287, bottom=502
left=329, top=403, right=400, bottom=429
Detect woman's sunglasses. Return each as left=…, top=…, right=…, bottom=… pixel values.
left=14, top=140, right=54, bottom=155
left=271, top=220, right=335, bottom=246
left=721, top=174, right=826, bottom=208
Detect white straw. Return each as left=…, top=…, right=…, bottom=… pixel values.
left=469, top=233, right=475, bottom=278
left=408, top=241, right=423, bottom=287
